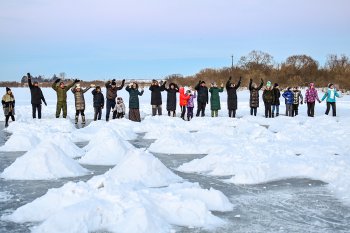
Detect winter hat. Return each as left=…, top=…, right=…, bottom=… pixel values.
left=75, top=83, right=81, bottom=88
left=6, top=87, right=11, bottom=92
left=266, top=81, right=271, bottom=87
left=200, top=81, right=206, bottom=84
left=274, top=83, right=279, bottom=87
left=186, top=90, right=191, bottom=94
left=96, top=86, right=101, bottom=90
left=111, top=81, right=116, bottom=86
left=328, top=83, right=334, bottom=88
left=287, top=87, right=291, bottom=91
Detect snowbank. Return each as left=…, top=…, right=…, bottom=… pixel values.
left=0, top=142, right=89, bottom=180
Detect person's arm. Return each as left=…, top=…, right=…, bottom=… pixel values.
left=116, top=79, right=125, bottom=90
left=27, top=73, right=33, bottom=88
left=105, top=80, right=111, bottom=88
left=125, top=85, right=131, bottom=92
left=52, top=79, right=60, bottom=91
left=139, top=89, right=144, bottom=96
left=149, top=85, right=154, bottom=91
left=236, top=77, right=242, bottom=89
left=315, top=90, right=321, bottom=103
left=71, top=87, right=75, bottom=93
left=257, top=79, right=264, bottom=90
left=282, top=92, right=287, bottom=99
left=83, top=86, right=91, bottom=93
left=175, top=84, right=179, bottom=92
left=160, top=81, right=167, bottom=91
left=299, top=92, right=303, bottom=103
left=335, top=89, right=340, bottom=98
left=262, top=90, right=266, bottom=102
left=219, top=87, right=224, bottom=92
left=249, top=79, right=252, bottom=90
left=92, top=89, right=96, bottom=95
left=40, top=90, right=47, bottom=106
left=321, top=92, right=327, bottom=101
left=195, top=81, right=200, bottom=91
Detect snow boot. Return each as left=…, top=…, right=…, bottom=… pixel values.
left=82, top=116, right=86, bottom=124
left=276, top=113, right=279, bottom=117
left=5, top=122, right=8, bottom=128
left=272, top=113, right=275, bottom=118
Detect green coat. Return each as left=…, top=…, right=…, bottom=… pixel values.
left=52, top=82, right=75, bottom=102
left=209, top=87, right=224, bottom=110
left=126, top=86, right=144, bottom=109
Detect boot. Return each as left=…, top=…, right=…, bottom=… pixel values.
left=272, top=113, right=275, bottom=118
left=5, top=122, right=8, bottom=128
left=152, top=108, right=157, bottom=116
left=187, top=116, right=190, bottom=121
left=75, top=115, right=78, bottom=124
left=82, top=116, right=86, bottom=124
left=276, top=113, right=279, bottom=117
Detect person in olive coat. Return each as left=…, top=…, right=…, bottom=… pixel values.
left=209, top=82, right=224, bottom=117
left=226, top=76, right=241, bottom=118
left=165, top=83, right=179, bottom=117
left=262, top=81, right=275, bottom=118
left=126, top=82, right=144, bottom=122
left=249, top=78, right=264, bottom=116
left=52, top=78, right=78, bottom=118
left=271, top=83, right=281, bottom=117
left=149, top=80, right=166, bottom=116
left=27, top=73, right=47, bottom=119
left=195, top=80, right=209, bottom=117
left=92, top=86, right=104, bottom=121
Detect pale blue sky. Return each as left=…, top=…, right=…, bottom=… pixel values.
left=1, top=0, right=349, bottom=81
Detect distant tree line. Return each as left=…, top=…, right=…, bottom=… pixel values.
left=1, top=51, right=349, bottom=89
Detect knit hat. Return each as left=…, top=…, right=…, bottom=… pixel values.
left=274, top=83, right=278, bottom=87
left=96, top=86, right=101, bottom=90
left=6, top=87, right=11, bottom=92
left=200, top=81, right=206, bottom=84
left=111, top=81, right=116, bottom=86
left=266, top=81, right=271, bottom=87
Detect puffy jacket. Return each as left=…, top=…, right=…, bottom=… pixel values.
left=105, top=80, right=125, bottom=100
left=226, top=78, right=241, bottom=110
left=28, top=78, right=46, bottom=105
left=293, top=90, right=303, bottom=105
left=149, top=82, right=166, bottom=105
left=195, top=82, right=209, bottom=104
left=272, top=87, right=280, bottom=105
left=282, top=90, right=294, bottom=104
left=321, top=88, right=340, bottom=103
left=209, top=87, right=224, bottom=111
left=92, top=89, right=104, bottom=108
left=249, top=79, right=264, bottom=108
left=263, top=89, right=275, bottom=104
left=187, top=92, right=196, bottom=108
left=179, top=87, right=190, bottom=107
left=305, top=88, right=320, bottom=103
left=126, top=86, right=144, bottom=109
left=71, top=87, right=91, bottom=110
left=165, top=83, right=179, bottom=111
left=2, top=93, right=15, bottom=116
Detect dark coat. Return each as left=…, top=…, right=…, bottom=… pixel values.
left=263, top=88, right=275, bottom=104
left=249, top=79, right=264, bottom=108
left=105, top=80, right=125, bottom=100
left=149, top=82, right=166, bottom=105
left=195, top=82, right=209, bottom=104
left=126, top=86, right=144, bottom=109
left=71, top=87, right=90, bottom=110
left=92, top=89, right=104, bottom=108
left=282, top=90, right=294, bottom=104
left=209, top=87, right=224, bottom=111
left=28, top=78, right=46, bottom=105
left=226, top=78, right=241, bottom=110
left=272, top=87, right=281, bottom=105
left=165, top=83, right=179, bottom=111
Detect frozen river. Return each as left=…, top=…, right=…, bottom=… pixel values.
left=1, top=126, right=350, bottom=233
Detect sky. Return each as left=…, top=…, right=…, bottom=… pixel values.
left=0, top=0, right=349, bottom=81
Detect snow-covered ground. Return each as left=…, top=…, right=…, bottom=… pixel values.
left=0, top=86, right=350, bottom=232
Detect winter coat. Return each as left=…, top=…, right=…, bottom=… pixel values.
left=293, top=90, right=303, bottom=105
left=92, top=89, right=104, bottom=108
left=28, top=78, right=46, bottom=105
left=321, top=88, right=340, bottom=103
left=105, top=80, right=125, bottom=100
left=305, top=88, right=320, bottom=103
left=2, top=93, right=15, bottom=116
left=272, top=88, right=281, bottom=105
left=226, top=79, right=241, bottom=110
left=187, top=92, right=197, bottom=108
left=149, top=82, right=166, bottom=105
left=262, top=88, right=275, bottom=104
left=165, top=83, right=179, bottom=111
left=71, top=87, right=91, bottom=110
left=114, top=98, right=126, bottom=113
left=179, top=87, right=190, bottom=107
left=282, top=90, right=294, bottom=104
left=126, top=86, right=144, bottom=109
left=195, top=82, right=209, bottom=104
left=52, top=81, right=75, bottom=102
left=249, top=79, right=263, bottom=108
left=209, top=87, right=224, bottom=111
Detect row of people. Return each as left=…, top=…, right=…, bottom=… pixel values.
left=2, top=74, right=341, bottom=127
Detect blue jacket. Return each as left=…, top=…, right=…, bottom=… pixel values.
left=282, top=90, right=294, bottom=105
left=322, top=88, right=340, bottom=103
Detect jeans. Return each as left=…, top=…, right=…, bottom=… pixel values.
left=106, top=99, right=115, bottom=121
left=307, top=102, right=315, bottom=117
left=196, top=102, right=206, bottom=117
left=325, top=102, right=336, bottom=116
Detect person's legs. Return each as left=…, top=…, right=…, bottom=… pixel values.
left=32, top=104, right=36, bottom=118
left=62, top=102, right=67, bottom=118
left=232, top=109, right=236, bottom=118
left=332, top=102, right=336, bottom=116
left=253, top=107, right=257, bottom=116
left=325, top=102, right=331, bottom=115
left=5, top=115, right=10, bottom=127
left=250, top=108, right=253, bottom=116
left=152, top=105, right=157, bottom=116
left=37, top=104, right=42, bottom=119
left=276, top=105, right=279, bottom=116
left=201, top=103, right=206, bottom=117
left=264, top=104, right=268, bottom=118
left=310, top=102, right=315, bottom=117
left=56, top=102, right=62, bottom=118
left=267, top=103, right=272, bottom=118
left=106, top=100, right=114, bottom=121
left=75, top=110, right=79, bottom=124
left=157, top=105, right=162, bottom=115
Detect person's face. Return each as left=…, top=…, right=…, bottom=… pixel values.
left=253, top=84, right=257, bottom=88
left=7, top=90, right=11, bottom=94
left=170, top=85, right=174, bottom=89
left=96, top=88, right=101, bottom=93
left=132, top=83, right=137, bottom=88
left=201, top=83, right=205, bottom=87
left=330, top=85, right=334, bottom=89
left=76, top=87, right=81, bottom=92
left=34, top=83, right=38, bottom=87
left=60, top=83, right=65, bottom=88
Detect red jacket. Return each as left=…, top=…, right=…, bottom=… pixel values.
left=179, top=87, right=190, bottom=106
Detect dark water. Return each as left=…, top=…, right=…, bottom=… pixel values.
left=1, top=124, right=350, bottom=232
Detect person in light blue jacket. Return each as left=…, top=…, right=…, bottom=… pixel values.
left=282, top=87, right=294, bottom=117
left=321, top=83, right=341, bottom=116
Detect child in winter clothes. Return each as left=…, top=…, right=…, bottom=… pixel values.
left=304, top=82, right=321, bottom=117
left=272, top=83, right=281, bottom=117
left=113, top=97, right=126, bottom=119
left=2, top=87, right=15, bottom=127
left=292, top=87, right=303, bottom=117
left=179, top=86, right=190, bottom=120
left=249, top=78, right=264, bottom=116
left=92, top=86, right=104, bottom=121
left=209, top=82, right=224, bottom=117
left=321, top=83, right=340, bottom=116
left=282, top=87, right=294, bottom=117
left=71, top=83, right=92, bottom=124
left=262, top=81, right=275, bottom=118
left=186, top=89, right=196, bottom=121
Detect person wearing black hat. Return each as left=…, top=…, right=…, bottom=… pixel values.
left=271, top=83, right=281, bottom=117
left=149, top=80, right=167, bottom=116
left=52, top=78, right=79, bottom=118
left=27, top=73, right=47, bottom=119
left=105, top=78, right=125, bottom=121
left=2, top=87, right=15, bottom=127
left=195, top=80, right=209, bottom=117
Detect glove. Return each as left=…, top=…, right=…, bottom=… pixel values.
left=74, top=79, right=80, bottom=83
left=112, top=79, right=116, bottom=82
left=90, top=84, right=96, bottom=88
left=44, top=101, right=47, bottom=106
left=27, top=73, right=31, bottom=79
left=122, top=79, right=125, bottom=83
left=239, top=76, right=242, bottom=81
left=55, top=79, right=61, bottom=83
left=163, top=81, right=167, bottom=85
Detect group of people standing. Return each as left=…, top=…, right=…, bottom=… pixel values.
left=1, top=73, right=342, bottom=127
